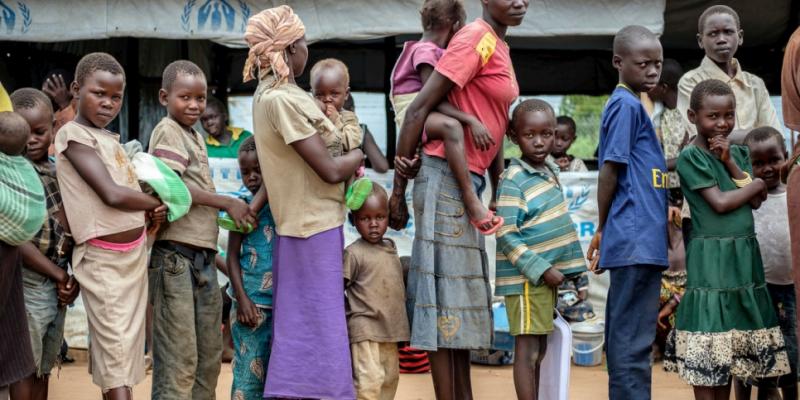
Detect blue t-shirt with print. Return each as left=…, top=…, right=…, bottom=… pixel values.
left=597, top=86, right=668, bottom=269
left=226, top=197, right=275, bottom=307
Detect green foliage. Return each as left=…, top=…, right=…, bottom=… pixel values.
left=559, top=95, right=608, bottom=159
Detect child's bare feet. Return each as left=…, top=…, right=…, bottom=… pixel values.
left=464, top=195, right=503, bottom=235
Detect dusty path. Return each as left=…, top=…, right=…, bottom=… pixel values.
left=47, top=358, right=695, bottom=399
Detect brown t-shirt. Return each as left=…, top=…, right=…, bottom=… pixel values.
left=149, top=117, right=218, bottom=250
left=343, top=238, right=410, bottom=344
left=252, top=78, right=345, bottom=238
left=54, top=121, right=145, bottom=244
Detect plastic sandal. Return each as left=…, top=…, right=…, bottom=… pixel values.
left=470, top=209, right=504, bottom=235
left=346, top=178, right=373, bottom=211
left=217, top=214, right=254, bottom=234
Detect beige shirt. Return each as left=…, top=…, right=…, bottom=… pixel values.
left=149, top=117, right=218, bottom=250
left=54, top=121, right=145, bottom=244
left=335, top=110, right=363, bottom=153
left=677, top=57, right=782, bottom=138
left=252, top=79, right=346, bottom=238
left=344, top=239, right=410, bottom=344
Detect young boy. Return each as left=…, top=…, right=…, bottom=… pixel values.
left=496, top=99, right=586, bottom=399
left=0, top=111, right=45, bottom=399
left=9, top=88, right=79, bottom=400
left=310, top=58, right=363, bottom=156
left=226, top=136, right=275, bottom=400
left=648, top=59, right=688, bottom=190
left=744, top=127, right=797, bottom=400
left=550, top=115, right=588, bottom=172
left=586, top=25, right=668, bottom=400
left=200, top=96, right=252, bottom=159
left=148, top=60, right=255, bottom=399
left=344, top=183, right=410, bottom=400
left=677, top=5, right=782, bottom=141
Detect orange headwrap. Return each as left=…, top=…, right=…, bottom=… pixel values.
left=243, top=5, right=306, bottom=84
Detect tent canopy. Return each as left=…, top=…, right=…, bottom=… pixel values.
left=1, top=0, right=665, bottom=46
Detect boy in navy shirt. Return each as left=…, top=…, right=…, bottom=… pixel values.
left=586, top=25, right=668, bottom=400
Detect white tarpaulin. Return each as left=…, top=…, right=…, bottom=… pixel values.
left=0, top=0, right=665, bottom=47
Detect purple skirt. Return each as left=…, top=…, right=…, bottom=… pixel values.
left=264, top=226, right=354, bottom=399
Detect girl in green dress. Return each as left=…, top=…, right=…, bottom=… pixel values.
left=664, top=79, right=789, bottom=400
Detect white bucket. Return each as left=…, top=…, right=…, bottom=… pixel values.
left=570, top=320, right=604, bottom=367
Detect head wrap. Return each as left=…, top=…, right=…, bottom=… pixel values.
left=243, top=5, right=306, bottom=85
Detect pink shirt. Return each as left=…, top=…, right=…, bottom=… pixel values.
left=391, top=40, right=444, bottom=96
left=423, top=19, right=519, bottom=175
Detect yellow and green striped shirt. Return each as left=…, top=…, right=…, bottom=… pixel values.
left=495, top=158, right=586, bottom=296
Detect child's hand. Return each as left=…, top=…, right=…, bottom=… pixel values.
left=388, top=191, right=409, bottom=231
left=709, top=135, right=731, bottom=162
left=542, top=267, right=566, bottom=288
left=325, top=104, right=339, bottom=122
left=237, top=296, right=261, bottom=327
left=57, top=275, right=80, bottom=307
left=394, top=155, right=421, bottom=180
left=226, top=197, right=257, bottom=230
left=657, top=300, right=677, bottom=329
left=42, top=74, right=71, bottom=111
left=586, top=231, right=604, bottom=274
left=556, top=156, right=571, bottom=171
left=668, top=206, right=682, bottom=226
left=468, top=119, right=495, bottom=152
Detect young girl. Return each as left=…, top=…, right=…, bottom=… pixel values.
left=392, top=0, right=502, bottom=234
left=664, top=79, right=789, bottom=400
left=54, top=53, right=166, bottom=400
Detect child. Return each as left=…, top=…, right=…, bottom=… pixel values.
left=343, top=183, right=410, bottom=399
left=200, top=95, right=252, bottom=159
left=550, top=115, right=588, bottom=172
left=53, top=52, right=166, bottom=400
left=148, top=60, right=254, bottom=399
left=391, top=0, right=503, bottom=234
left=226, top=137, right=275, bottom=400
left=310, top=59, right=363, bottom=155
left=741, top=127, right=797, bottom=399
left=648, top=58, right=688, bottom=190
left=9, top=88, right=79, bottom=400
left=0, top=111, right=46, bottom=398
left=677, top=5, right=782, bottom=141
left=663, top=79, right=789, bottom=399
left=586, top=25, right=668, bottom=400
left=496, top=99, right=586, bottom=398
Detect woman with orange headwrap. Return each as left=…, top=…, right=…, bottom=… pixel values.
left=244, top=6, right=364, bottom=399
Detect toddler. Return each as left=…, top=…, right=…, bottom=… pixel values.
left=391, top=0, right=502, bottom=234
left=54, top=53, right=166, bottom=399
left=496, top=99, right=587, bottom=399
left=310, top=58, right=363, bottom=156
left=226, top=136, right=275, bottom=400
left=344, top=183, right=410, bottom=400
left=550, top=115, right=588, bottom=172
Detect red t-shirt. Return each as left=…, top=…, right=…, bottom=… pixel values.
left=423, top=18, right=519, bottom=175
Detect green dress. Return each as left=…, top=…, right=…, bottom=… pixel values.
left=663, top=144, right=789, bottom=386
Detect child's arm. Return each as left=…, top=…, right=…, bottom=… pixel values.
left=496, top=179, right=564, bottom=287
left=361, top=129, right=389, bottom=173
left=248, top=185, right=269, bottom=216
left=419, top=64, right=494, bottom=151
left=18, top=242, right=67, bottom=283
left=335, top=112, right=363, bottom=152
left=587, top=161, right=620, bottom=272
left=698, top=180, right=767, bottom=213
left=64, top=142, right=161, bottom=211
left=185, top=183, right=255, bottom=229
left=708, top=136, right=768, bottom=210
left=226, top=232, right=259, bottom=327
left=488, top=150, right=504, bottom=210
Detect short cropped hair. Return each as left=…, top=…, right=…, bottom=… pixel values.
left=510, top=99, right=555, bottom=131
left=75, top=52, right=125, bottom=85
left=556, top=115, right=576, bottom=135
left=613, top=25, right=659, bottom=56
left=162, top=60, right=205, bottom=91
left=0, top=111, right=31, bottom=155
left=745, top=126, right=786, bottom=152
left=10, top=88, right=53, bottom=115
left=659, top=59, right=683, bottom=90
left=698, top=5, right=740, bottom=33
left=421, top=0, right=466, bottom=31
left=238, top=135, right=257, bottom=154
left=310, top=58, right=350, bottom=88
left=689, top=79, right=734, bottom=111
left=206, top=96, right=226, bottom=115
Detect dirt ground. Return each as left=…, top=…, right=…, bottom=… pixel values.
left=46, top=355, right=697, bottom=399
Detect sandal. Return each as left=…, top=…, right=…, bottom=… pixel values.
left=470, top=210, right=504, bottom=235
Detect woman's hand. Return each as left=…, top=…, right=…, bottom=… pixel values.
left=468, top=119, right=495, bottom=152
left=394, top=155, right=421, bottom=180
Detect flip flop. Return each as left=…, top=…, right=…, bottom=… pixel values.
left=470, top=210, right=504, bottom=235
left=217, top=214, right=254, bottom=234
left=346, top=178, right=373, bottom=211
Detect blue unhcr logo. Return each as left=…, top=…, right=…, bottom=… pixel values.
left=0, top=1, right=31, bottom=34
left=181, top=0, right=251, bottom=33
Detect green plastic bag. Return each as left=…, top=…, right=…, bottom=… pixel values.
left=132, top=152, right=192, bottom=222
